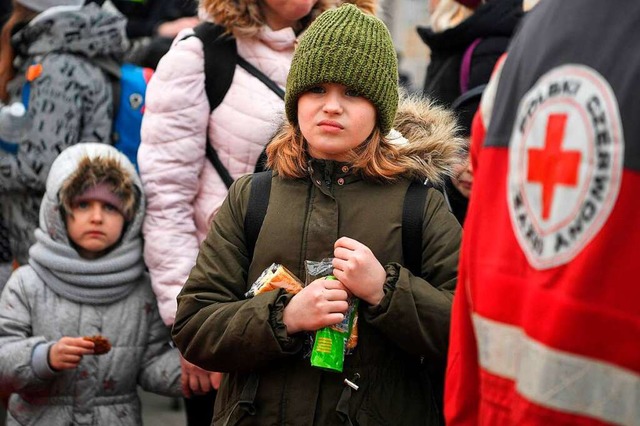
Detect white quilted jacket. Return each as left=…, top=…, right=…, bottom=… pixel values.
left=138, top=26, right=295, bottom=325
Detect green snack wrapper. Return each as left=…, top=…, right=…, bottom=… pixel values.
left=310, top=326, right=346, bottom=372
left=310, top=275, right=355, bottom=372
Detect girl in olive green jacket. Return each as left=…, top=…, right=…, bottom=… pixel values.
left=172, top=4, right=464, bottom=425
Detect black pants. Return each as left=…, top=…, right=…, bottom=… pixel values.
left=184, top=390, right=217, bottom=426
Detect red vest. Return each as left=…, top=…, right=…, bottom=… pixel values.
left=445, top=1, right=640, bottom=424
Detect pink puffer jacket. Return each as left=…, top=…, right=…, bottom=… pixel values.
left=138, top=26, right=295, bottom=325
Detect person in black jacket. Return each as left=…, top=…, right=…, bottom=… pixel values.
left=419, top=0, right=523, bottom=227
left=417, top=0, right=523, bottom=108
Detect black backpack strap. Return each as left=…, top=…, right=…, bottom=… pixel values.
left=205, top=143, right=234, bottom=188
left=402, top=178, right=445, bottom=425
left=192, top=22, right=238, bottom=112
left=402, top=179, right=434, bottom=277
left=191, top=23, right=238, bottom=188
left=237, top=57, right=285, bottom=100
left=191, top=23, right=283, bottom=188
left=235, top=57, right=284, bottom=176
left=254, top=148, right=269, bottom=173
left=244, top=171, right=272, bottom=259
left=450, top=84, right=487, bottom=111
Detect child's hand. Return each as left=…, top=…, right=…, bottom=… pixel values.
left=333, top=237, right=386, bottom=306
left=49, top=336, right=95, bottom=371
left=283, top=278, right=349, bottom=334
left=179, top=355, right=221, bottom=398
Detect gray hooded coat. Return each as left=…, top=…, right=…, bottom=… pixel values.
left=0, top=4, right=127, bottom=264
left=0, top=143, right=181, bottom=426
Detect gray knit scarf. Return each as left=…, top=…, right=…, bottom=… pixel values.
left=28, top=228, right=144, bottom=305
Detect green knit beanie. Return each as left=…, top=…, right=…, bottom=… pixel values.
left=285, top=3, right=399, bottom=135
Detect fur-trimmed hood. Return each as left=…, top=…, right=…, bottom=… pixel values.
left=39, top=143, right=144, bottom=248
left=393, top=93, right=466, bottom=186
left=59, top=155, right=137, bottom=222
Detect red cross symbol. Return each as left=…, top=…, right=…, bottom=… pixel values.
left=527, top=114, right=581, bottom=220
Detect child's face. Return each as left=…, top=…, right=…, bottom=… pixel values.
left=66, top=200, right=125, bottom=259
left=261, top=0, right=318, bottom=30
left=298, top=82, right=376, bottom=162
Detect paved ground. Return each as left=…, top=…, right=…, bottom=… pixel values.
left=0, top=389, right=187, bottom=426
left=141, top=390, right=187, bottom=426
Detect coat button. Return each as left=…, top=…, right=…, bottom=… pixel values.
left=337, top=178, right=345, bottom=185
left=316, top=179, right=322, bottom=186
left=341, top=166, right=349, bottom=173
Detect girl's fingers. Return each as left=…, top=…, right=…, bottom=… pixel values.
left=333, top=246, right=353, bottom=261
left=331, top=256, right=346, bottom=271
left=329, top=300, right=349, bottom=314
left=323, top=313, right=346, bottom=327
left=324, top=288, right=348, bottom=301
left=334, top=236, right=359, bottom=250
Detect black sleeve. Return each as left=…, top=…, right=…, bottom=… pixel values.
left=110, top=0, right=164, bottom=38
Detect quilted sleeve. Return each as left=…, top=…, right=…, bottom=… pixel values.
left=0, top=268, right=52, bottom=394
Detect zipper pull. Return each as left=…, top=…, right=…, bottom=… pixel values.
left=343, top=373, right=360, bottom=391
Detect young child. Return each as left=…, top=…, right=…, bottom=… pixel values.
left=0, top=143, right=181, bottom=426
left=172, top=4, right=463, bottom=425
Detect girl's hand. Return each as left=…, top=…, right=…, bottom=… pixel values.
left=333, top=237, right=386, bottom=306
left=283, top=278, right=349, bottom=334
left=49, top=336, right=95, bottom=371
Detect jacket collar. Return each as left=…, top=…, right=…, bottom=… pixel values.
left=307, top=158, right=361, bottom=189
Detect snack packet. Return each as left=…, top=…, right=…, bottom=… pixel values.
left=306, top=259, right=360, bottom=353
left=245, top=263, right=304, bottom=298
left=306, top=258, right=360, bottom=372
left=310, top=276, right=349, bottom=372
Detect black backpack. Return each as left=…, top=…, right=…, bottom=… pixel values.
left=189, top=23, right=285, bottom=188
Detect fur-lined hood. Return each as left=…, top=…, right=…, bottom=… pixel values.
left=39, top=143, right=144, bottom=248
left=59, top=155, right=137, bottom=222
left=393, top=93, right=466, bottom=186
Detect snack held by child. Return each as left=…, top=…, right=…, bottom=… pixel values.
left=0, top=143, right=181, bottom=425
left=173, top=4, right=463, bottom=425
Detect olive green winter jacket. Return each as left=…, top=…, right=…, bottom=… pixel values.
left=173, top=97, right=463, bottom=426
